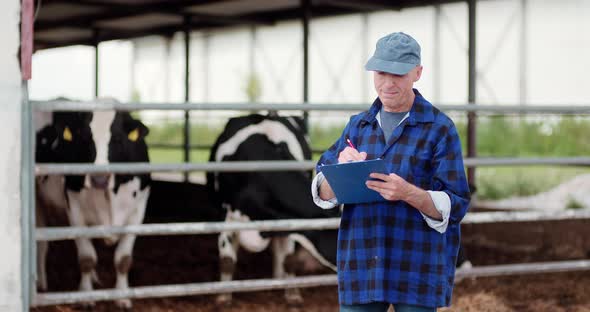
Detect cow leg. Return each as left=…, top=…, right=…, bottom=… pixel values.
left=272, top=236, right=303, bottom=306
left=36, top=241, right=48, bottom=291
left=76, top=239, right=97, bottom=294
left=66, top=191, right=98, bottom=308
left=113, top=187, right=149, bottom=310
left=112, top=233, right=135, bottom=310
left=216, top=231, right=238, bottom=306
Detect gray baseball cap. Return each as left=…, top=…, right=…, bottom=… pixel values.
left=365, top=32, right=421, bottom=75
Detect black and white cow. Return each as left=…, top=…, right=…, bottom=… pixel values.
left=207, top=113, right=340, bottom=306
left=35, top=107, right=151, bottom=310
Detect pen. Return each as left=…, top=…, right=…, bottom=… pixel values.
left=346, top=138, right=356, bottom=149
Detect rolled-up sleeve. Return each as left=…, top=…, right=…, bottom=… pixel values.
left=311, top=172, right=339, bottom=209
left=420, top=191, right=451, bottom=233
left=431, top=122, right=471, bottom=225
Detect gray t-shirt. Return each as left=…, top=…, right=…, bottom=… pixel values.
left=380, top=106, right=408, bottom=141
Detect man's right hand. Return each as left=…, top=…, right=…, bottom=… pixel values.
left=338, top=147, right=367, bottom=163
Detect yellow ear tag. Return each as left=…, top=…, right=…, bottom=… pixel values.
left=128, top=128, right=139, bottom=142
left=63, top=127, right=73, bottom=141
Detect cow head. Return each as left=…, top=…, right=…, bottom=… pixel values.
left=41, top=111, right=150, bottom=188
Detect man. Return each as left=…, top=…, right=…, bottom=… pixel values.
left=311, top=32, right=470, bottom=312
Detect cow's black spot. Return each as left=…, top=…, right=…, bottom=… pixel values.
left=132, top=191, right=137, bottom=198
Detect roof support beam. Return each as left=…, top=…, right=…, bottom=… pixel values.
left=188, top=13, right=274, bottom=27
left=93, top=29, right=99, bottom=98
left=35, top=24, right=179, bottom=49
left=314, top=0, right=401, bottom=11
left=302, top=0, right=311, bottom=133
left=467, top=0, right=477, bottom=185
left=36, top=3, right=272, bottom=32
left=183, top=16, right=191, bottom=182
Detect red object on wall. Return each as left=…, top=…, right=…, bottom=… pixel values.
left=20, top=0, right=34, bottom=80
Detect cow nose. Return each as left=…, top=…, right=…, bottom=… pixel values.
left=90, top=175, right=110, bottom=189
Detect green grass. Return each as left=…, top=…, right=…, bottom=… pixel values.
left=456, top=116, right=590, bottom=157
left=475, top=166, right=590, bottom=200
left=146, top=115, right=590, bottom=200
left=566, top=197, right=585, bottom=210
left=148, top=148, right=210, bottom=163
left=145, top=122, right=222, bottom=146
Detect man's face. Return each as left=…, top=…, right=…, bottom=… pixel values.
left=373, top=66, right=422, bottom=112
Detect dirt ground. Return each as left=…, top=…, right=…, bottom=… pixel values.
left=32, top=217, right=590, bottom=312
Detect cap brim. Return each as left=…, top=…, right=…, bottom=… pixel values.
left=365, top=57, right=417, bottom=75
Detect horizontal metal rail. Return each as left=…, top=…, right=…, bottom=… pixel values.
left=32, top=259, right=590, bottom=307
left=35, top=160, right=316, bottom=175
left=463, top=157, right=590, bottom=167
left=32, top=274, right=338, bottom=307
left=463, top=208, right=590, bottom=223
left=31, top=100, right=590, bottom=114
left=455, top=259, right=590, bottom=279
left=35, top=157, right=590, bottom=175
left=36, top=218, right=341, bottom=242
left=149, top=142, right=327, bottom=154
left=36, top=209, right=590, bottom=241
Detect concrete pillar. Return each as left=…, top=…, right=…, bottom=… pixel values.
left=0, top=0, right=25, bottom=310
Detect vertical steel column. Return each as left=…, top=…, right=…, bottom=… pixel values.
left=130, top=40, right=137, bottom=101
left=20, top=0, right=35, bottom=308
left=302, top=0, right=310, bottom=133
left=94, top=30, right=99, bottom=98
left=467, top=0, right=477, bottom=185
left=434, top=5, right=442, bottom=103
left=20, top=81, right=34, bottom=312
left=203, top=32, right=210, bottom=103
left=519, top=0, right=527, bottom=106
left=183, top=17, right=191, bottom=182
left=164, top=36, right=172, bottom=101
left=249, top=25, right=256, bottom=88
left=361, top=13, right=369, bottom=102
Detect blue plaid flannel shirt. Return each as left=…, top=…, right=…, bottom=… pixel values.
left=316, top=89, right=470, bottom=308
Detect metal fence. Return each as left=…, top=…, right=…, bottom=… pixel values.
left=29, top=100, right=590, bottom=307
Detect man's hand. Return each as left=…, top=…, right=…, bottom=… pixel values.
left=319, top=147, right=366, bottom=201
left=365, top=172, right=442, bottom=220
left=365, top=173, right=410, bottom=201
left=338, top=147, right=367, bottom=163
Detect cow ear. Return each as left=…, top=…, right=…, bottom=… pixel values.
left=63, top=126, right=73, bottom=141
left=127, top=120, right=149, bottom=141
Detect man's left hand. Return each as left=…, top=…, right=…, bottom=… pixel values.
left=366, top=172, right=442, bottom=220
left=365, top=172, right=410, bottom=202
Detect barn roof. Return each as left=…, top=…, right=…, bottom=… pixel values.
left=34, top=0, right=463, bottom=50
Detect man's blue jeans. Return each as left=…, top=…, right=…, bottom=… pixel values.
left=340, top=302, right=436, bottom=312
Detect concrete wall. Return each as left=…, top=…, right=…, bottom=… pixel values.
left=0, top=0, right=24, bottom=311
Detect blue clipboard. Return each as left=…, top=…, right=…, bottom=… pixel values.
left=320, top=159, right=388, bottom=204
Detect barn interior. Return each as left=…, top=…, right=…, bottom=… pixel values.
left=28, top=1, right=590, bottom=311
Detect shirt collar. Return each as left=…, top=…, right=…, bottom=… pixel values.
left=361, top=89, right=435, bottom=126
